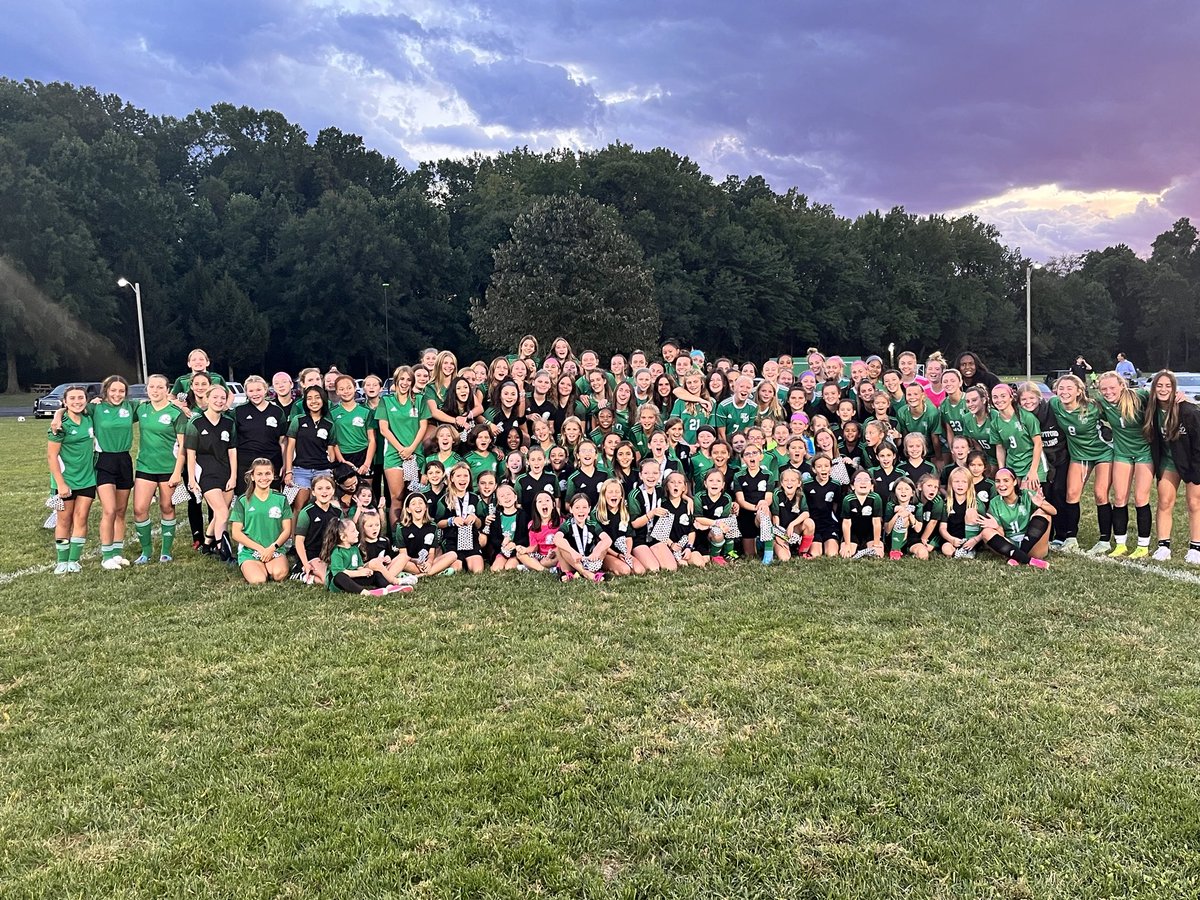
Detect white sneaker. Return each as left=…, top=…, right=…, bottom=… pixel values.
left=1049, top=540, right=1064, bottom=551
left=116, top=556, right=131, bottom=567
left=1060, top=538, right=1081, bottom=553
left=53, top=562, right=69, bottom=575
left=66, top=561, right=82, bottom=573
left=101, top=557, right=123, bottom=570
left=1086, top=541, right=1112, bottom=556
left=1186, top=549, right=1200, bottom=565
left=1152, top=546, right=1172, bottom=562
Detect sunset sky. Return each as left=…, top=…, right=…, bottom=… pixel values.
left=4, top=0, right=1196, bottom=260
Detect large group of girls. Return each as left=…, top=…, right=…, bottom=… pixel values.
left=45, top=338, right=1200, bottom=592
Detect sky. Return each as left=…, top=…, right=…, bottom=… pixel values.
left=3, top=0, right=1197, bottom=261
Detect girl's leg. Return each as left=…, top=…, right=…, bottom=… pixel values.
left=1109, top=461, right=1133, bottom=550
left=241, top=560, right=268, bottom=584
left=333, top=572, right=373, bottom=593
left=466, top=553, right=485, bottom=574
left=187, top=493, right=206, bottom=547
left=291, top=488, right=311, bottom=517
left=1090, top=462, right=1113, bottom=551
left=425, top=550, right=459, bottom=575
left=941, top=542, right=956, bottom=557
left=632, top=545, right=660, bottom=572
left=308, top=559, right=328, bottom=583
left=112, top=487, right=131, bottom=558
left=132, top=479, right=158, bottom=560
left=1186, top=483, right=1200, bottom=552
left=384, top=469, right=406, bottom=529
left=1155, top=472, right=1180, bottom=558
left=740, top=536, right=756, bottom=559
left=1023, top=513, right=1052, bottom=560
left=910, top=543, right=930, bottom=560
left=53, top=497, right=74, bottom=570
left=156, top=483, right=178, bottom=561
left=1131, top=463, right=1155, bottom=552
left=773, top=537, right=791, bottom=563
left=687, top=551, right=707, bottom=568
left=602, top=552, right=633, bottom=576
left=266, top=555, right=291, bottom=581
left=650, top=543, right=677, bottom=571
left=516, top=552, right=545, bottom=571
left=1062, top=462, right=1089, bottom=544
left=97, top=484, right=116, bottom=557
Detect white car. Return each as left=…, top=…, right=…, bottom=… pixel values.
left=1172, top=373, right=1200, bottom=402
left=225, top=381, right=247, bottom=406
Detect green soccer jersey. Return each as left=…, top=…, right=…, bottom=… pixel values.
left=896, top=402, right=941, bottom=441
left=84, top=399, right=140, bottom=453
left=331, top=402, right=374, bottom=453
left=690, top=452, right=715, bottom=484
left=939, top=395, right=972, bottom=439
left=1096, top=390, right=1151, bottom=463
left=715, top=397, right=756, bottom=437
left=326, top=546, right=363, bottom=592
left=669, top=399, right=714, bottom=445
left=628, top=424, right=654, bottom=458
left=959, top=413, right=996, bottom=460
left=464, top=451, right=501, bottom=487
left=988, top=408, right=1046, bottom=479
left=48, top=415, right=97, bottom=491
left=135, top=402, right=186, bottom=474
left=377, top=394, right=427, bottom=466
left=170, top=371, right=226, bottom=396
left=230, top=489, right=292, bottom=552
left=1049, top=398, right=1111, bottom=463
left=988, top=491, right=1035, bottom=540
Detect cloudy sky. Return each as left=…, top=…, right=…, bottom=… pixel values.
left=4, top=0, right=1196, bottom=260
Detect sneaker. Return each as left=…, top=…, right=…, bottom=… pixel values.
left=53, top=562, right=70, bottom=575
left=134, top=554, right=151, bottom=565
left=726, top=550, right=740, bottom=562
left=711, top=556, right=727, bottom=566
left=365, top=587, right=390, bottom=596
left=1086, top=541, right=1112, bottom=556
left=1060, top=538, right=1081, bottom=553
left=66, top=561, right=82, bottom=573
left=383, top=583, right=414, bottom=594
left=1128, top=546, right=1150, bottom=560
left=1186, top=549, right=1200, bottom=565
left=516, top=564, right=528, bottom=572
left=1049, top=540, right=1064, bottom=552
left=592, top=573, right=605, bottom=584
left=1108, top=544, right=1129, bottom=558
left=761, top=552, right=774, bottom=566
left=159, top=555, right=173, bottom=564
left=193, top=540, right=202, bottom=551
left=1152, top=546, right=1172, bottom=562
left=116, top=555, right=130, bottom=567
left=1007, top=558, right=1021, bottom=567
left=954, top=547, right=976, bottom=560
left=888, top=550, right=903, bottom=561
left=101, top=557, right=123, bottom=570
left=1028, top=558, right=1050, bottom=570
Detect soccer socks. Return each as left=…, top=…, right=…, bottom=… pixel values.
left=797, top=533, right=814, bottom=554
left=161, top=518, right=177, bottom=558
left=135, top=519, right=153, bottom=556
left=987, top=534, right=1031, bottom=565
left=100, top=543, right=113, bottom=561
left=1111, top=505, right=1129, bottom=545
left=1096, top=503, right=1112, bottom=542
left=1064, top=502, right=1081, bottom=539
left=1023, top=516, right=1050, bottom=551
left=1136, top=505, right=1152, bottom=544
left=68, top=537, right=85, bottom=562
left=55, top=540, right=69, bottom=563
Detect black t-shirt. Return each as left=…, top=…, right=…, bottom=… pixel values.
left=562, top=518, right=602, bottom=555
left=803, top=479, right=844, bottom=527
left=292, top=415, right=336, bottom=469
left=780, top=461, right=814, bottom=484
left=235, top=402, right=287, bottom=460
left=871, top=466, right=903, bottom=500
left=734, top=468, right=773, bottom=506
left=567, top=466, right=607, bottom=507
left=361, top=536, right=393, bottom=562
left=397, top=522, right=439, bottom=557
left=899, top=460, right=937, bottom=483
left=519, top=471, right=560, bottom=512
left=662, top=497, right=694, bottom=543
left=187, top=413, right=236, bottom=473
left=842, top=491, right=882, bottom=542
left=525, top=394, right=554, bottom=427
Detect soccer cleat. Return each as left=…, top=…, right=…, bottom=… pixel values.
left=159, top=554, right=173, bottom=564
left=761, top=549, right=774, bottom=566
left=116, top=556, right=131, bottom=567
left=1127, top=546, right=1150, bottom=560
left=711, top=556, right=727, bottom=566
left=888, top=550, right=903, bottom=561
left=1152, top=546, right=1172, bottom=562
left=1028, top=558, right=1050, bottom=570
left=53, top=562, right=70, bottom=575
left=66, top=561, right=82, bottom=574
left=1086, top=541, right=1112, bottom=556
left=593, top=573, right=605, bottom=583
left=1007, top=558, right=1021, bottom=567
left=101, top=557, right=123, bottom=571
left=1108, top=544, right=1129, bottom=558
left=134, top=554, right=151, bottom=565
left=1060, top=538, right=1081, bottom=553
left=1049, top=540, right=1064, bottom=552
left=1186, top=549, right=1200, bottom=565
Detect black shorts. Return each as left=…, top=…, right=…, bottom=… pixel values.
left=64, top=485, right=97, bottom=501
left=342, top=449, right=369, bottom=469
left=95, top=452, right=134, bottom=490
left=136, top=471, right=174, bottom=483
left=736, top=508, right=761, bottom=537
left=814, top=520, right=840, bottom=543
left=199, top=471, right=232, bottom=493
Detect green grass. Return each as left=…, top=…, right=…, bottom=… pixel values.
left=3, top=420, right=1200, bottom=898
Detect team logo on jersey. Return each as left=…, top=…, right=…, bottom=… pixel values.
left=409, top=407, right=418, bottom=417
left=268, top=507, right=282, bottom=519
left=200, top=429, right=209, bottom=435
left=351, top=553, right=360, bottom=566
left=862, top=505, right=873, bottom=515
left=317, top=428, right=329, bottom=439
left=424, top=533, right=434, bottom=545
left=825, top=491, right=834, bottom=502
left=758, top=480, right=767, bottom=492
left=680, top=514, right=690, bottom=525
left=118, top=408, right=130, bottom=418
left=714, top=505, right=724, bottom=516
left=159, top=414, right=173, bottom=425
left=220, top=431, right=230, bottom=442
left=266, top=416, right=278, bottom=427
left=352, top=416, right=364, bottom=427
left=618, top=522, right=628, bottom=532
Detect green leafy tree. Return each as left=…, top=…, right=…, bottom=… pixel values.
left=189, top=272, right=269, bottom=378
left=472, top=195, right=659, bottom=355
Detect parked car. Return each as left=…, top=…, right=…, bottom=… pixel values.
left=33, top=382, right=102, bottom=418
left=224, top=381, right=247, bottom=407
left=1172, top=373, right=1200, bottom=402
left=127, top=383, right=148, bottom=402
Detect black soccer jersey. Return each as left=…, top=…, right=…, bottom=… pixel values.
left=235, top=402, right=286, bottom=462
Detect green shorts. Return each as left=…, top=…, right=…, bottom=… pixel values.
left=237, top=548, right=260, bottom=565
left=1112, top=451, right=1153, bottom=466
left=1162, top=454, right=1178, bottom=474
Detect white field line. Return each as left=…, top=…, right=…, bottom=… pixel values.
left=1076, top=551, right=1200, bottom=588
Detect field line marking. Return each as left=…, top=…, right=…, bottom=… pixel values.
left=1077, top=552, right=1200, bottom=588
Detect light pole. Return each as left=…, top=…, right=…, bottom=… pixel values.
left=1025, top=263, right=1042, bottom=380
left=887, top=342, right=896, bottom=368
left=382, top=282, right=391, bottom=371
left=117, top=277, right=149, bottom=384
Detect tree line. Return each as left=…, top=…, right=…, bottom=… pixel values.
left=2, top=77, right=1198, bottom=391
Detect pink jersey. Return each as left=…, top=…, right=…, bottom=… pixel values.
left=528, top=524, right=560, bottom=555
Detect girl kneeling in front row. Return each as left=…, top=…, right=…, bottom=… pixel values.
left=229, top=458, right=293, bottom=583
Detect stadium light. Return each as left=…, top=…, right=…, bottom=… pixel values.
left=117, top=278, right=149, bottom=385
left=1025, top=263, right=1043, bottom=380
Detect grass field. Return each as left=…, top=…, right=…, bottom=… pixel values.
left=2, top=420, right=1200, bottom=898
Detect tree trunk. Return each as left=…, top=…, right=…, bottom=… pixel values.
left=3, top=335, right=19, bottom=394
